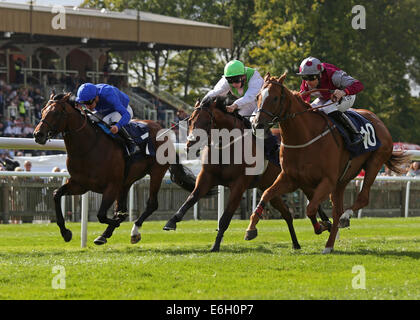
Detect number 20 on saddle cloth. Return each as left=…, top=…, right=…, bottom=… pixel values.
left=98, top=121, right=156, bottom=157
left=329, top=109, right=381, bottom=157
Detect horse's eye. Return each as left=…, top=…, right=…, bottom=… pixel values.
left=273, top=96, right=279, bottom=102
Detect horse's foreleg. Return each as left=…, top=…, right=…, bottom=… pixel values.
left=163, top=172, right=213, bottom=232
left=247, top=172, right=295, bottom=236
left=211, top=184, right=246, bottom=252
left=268, top=196, right=301, bottom=249
left=94, top=188, right=119, bottom=245
left=306, top=178, right=334, bottom=235
left=53, top=179, right=87, bottom=242
left=100, top=187, right=131, bottom=240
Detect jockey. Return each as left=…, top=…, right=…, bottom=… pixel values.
left=203, top=59, right=263, bottom=117
left=76, top=83, right=140, bottom=156
left=297, top=56, right=364, bottom=146
left=203, top=60, right=280, bottom=165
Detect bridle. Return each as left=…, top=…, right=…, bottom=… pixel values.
left=256, top=80, right=291, bottom=126
left=39, top=99, right=88, bottom=139
left=256, top=81, right=334, bottom=125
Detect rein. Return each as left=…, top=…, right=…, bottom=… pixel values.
left=257, top=83, right=335, bottom=124
left=40, top=99, right=88, bottom=138
left=258, top=81, right=337, bottom=149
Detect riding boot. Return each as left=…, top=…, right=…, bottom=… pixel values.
left=329, top=111, right=363, bottom=146
left=118, top=126, right=141, bottom=157
left=264, top=130, right=280, bottom=166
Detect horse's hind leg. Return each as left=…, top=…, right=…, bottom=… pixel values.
left=131, top=164, right=168, bottom=244
left=339, top=156, right=385, bottom=228
left=53, top=179, right=87, bottom=242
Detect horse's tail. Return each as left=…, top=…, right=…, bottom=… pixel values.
left=168, top=153, right=217, bottom=197
left=385, top=151, right=410, bottom=175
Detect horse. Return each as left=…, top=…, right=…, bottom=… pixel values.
left=163, top=95, right=330, bottom=252
left=33, top=92, right=197, bottom=245
left=249, top=72, right=408, bottom=253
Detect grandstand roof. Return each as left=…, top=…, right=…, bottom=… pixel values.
left=0, top=2, right=233, bottom=51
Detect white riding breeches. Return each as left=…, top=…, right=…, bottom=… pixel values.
left=311, top=95, right=356, bottom=114
left=102, top=105, right=133, bottom=125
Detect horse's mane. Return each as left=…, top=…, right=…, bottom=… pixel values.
left=53, top=93, right=77, bottom=107
left=200, top=95, right=248, bottom=124
left=264, top=74, right=312, bottom=110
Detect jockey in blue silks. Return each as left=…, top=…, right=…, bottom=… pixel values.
left=76, top=83, right=140, bottom=156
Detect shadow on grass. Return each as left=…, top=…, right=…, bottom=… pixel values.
left=123, top=243, right=275, bottom=256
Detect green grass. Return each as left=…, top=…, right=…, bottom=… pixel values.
left=0, top=217, right=419, bottom=300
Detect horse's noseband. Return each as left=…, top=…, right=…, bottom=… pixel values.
left=256, top=82, right=287, bottom=125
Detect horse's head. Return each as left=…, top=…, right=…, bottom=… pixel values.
left=253, top=72, right=288, bottom=135
left=33, top=92, right=76, bottom=145
left=185, top=97, right=216, bottom=155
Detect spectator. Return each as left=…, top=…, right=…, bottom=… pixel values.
left=23, top=160, right=32, bottom=172
left=406, top=161, right=420, bottom=177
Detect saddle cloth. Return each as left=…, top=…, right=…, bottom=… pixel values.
left=328, top=109, right=381, bottom=157
left=97, top=121, right=156, bottom=157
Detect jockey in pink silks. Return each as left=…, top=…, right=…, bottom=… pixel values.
left=298, top=56, right=364, bottom=146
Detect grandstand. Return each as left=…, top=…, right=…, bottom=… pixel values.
left=0, top=1, right=232, bottom=158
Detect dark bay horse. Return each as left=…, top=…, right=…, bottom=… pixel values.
left=33, top=93, right=197, bottom=245
left=249, top=73, right=408, bottom=253
left=163, top=96, right=330, bottom=252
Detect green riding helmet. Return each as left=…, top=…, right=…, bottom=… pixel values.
left=224, top=60, right=245, bottom=78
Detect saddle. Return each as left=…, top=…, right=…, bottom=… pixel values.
left=328, top=110, right=381, bottom=157
left=86, top=113, right=155, bottom=158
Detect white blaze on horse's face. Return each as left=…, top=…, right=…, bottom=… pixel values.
left=260, top=88, right=270, bottom=110
left=187, top=132, right=196, bottom=142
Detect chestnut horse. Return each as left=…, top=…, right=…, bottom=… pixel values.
left=33, top=93, right=197, bottom=245
left=163, top=96, right=330, bottom=252
left=248, top=73, right=408, bottom=253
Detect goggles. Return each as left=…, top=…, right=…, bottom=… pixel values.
left=79, top=98, right=95, bottom=105
left=302, top=74, right=318, bottom=81
left=226, top=75, right=243, bottom=84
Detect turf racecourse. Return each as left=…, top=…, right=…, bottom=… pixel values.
left=0, top=217, right=419, bottom=300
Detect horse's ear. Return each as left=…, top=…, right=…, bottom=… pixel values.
left=264, top=72, right=271, bottom=82
left=62, top=92, right=72, bottom=101
left=49, top=93, right=55, bottom=100
left=194, top=99, right=201, bottom=108
left=278, top=71, right=288, bottom=84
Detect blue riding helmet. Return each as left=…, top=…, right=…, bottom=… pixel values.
left=76, top=83, right=98, bottom=103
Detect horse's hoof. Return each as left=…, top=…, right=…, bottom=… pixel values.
left=339, top=217, right=350, bottom=228
left=210, top=245, right=220, bottom=252
left=322, top=247, right=334, bottom=254
left=321, top=220, right=332, bottom=233
left=293, top=243, right=301, bottom=250
left=131, top=234, right=141, bottom=244
left=93, top=236, right=107, bottom=245
left=61, top=229, right=72, bottom=242
left=244, top=229, right=258, bottom=241
left=163, top=220, right=176, bottom=231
